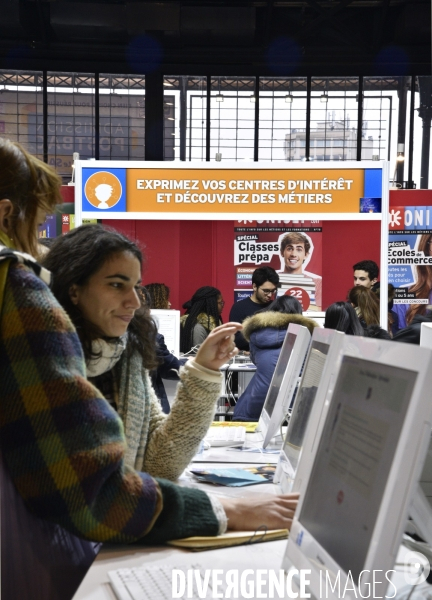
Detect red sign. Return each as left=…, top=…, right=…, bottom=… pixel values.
left=284, top=287, right=311, bottom=311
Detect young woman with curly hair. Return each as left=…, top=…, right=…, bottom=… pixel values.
left=180, top=285, right=224, bottom=353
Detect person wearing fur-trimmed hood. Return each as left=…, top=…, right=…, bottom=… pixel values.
left=232, top=296, right=319, bottom=421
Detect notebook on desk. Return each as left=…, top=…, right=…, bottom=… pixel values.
left=168, top=528, right=288, bottom=550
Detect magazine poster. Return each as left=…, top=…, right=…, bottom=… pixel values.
left=388, top=206, right=432, bottom=329
left=233, top=220, right=323, bottom=311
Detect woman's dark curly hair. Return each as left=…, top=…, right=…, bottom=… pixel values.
left=180, top=286, right=222, bottom=353
left=42, top=224, right=159, bottom=369
left=146, top=282, right=170, bottom=309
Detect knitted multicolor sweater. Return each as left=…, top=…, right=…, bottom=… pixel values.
left=0, top=261, right=219, bottom=544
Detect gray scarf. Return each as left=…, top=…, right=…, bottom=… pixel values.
left=86, top=335, right=128, bottom=378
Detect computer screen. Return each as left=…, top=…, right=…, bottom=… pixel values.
left=263, top=332, right=297, bottom=419
left=410, top=433, right=432, bottom=547
left=274, top=328, right=344, bottom=493
left=283, top=337, right=432, bottom=600
left=258, top=323, right=311, bottom=449
left=420, top=322, right=432, bottom=350
left=409, top=327, right=432, bottom=546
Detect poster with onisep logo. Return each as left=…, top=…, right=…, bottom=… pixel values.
left=82, top=168, right=127, bottom=213
left=233, top=220, right=322, bottom=311
left=388, top=206, right=432, bottom=329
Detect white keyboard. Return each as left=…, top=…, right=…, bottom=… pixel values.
left=109, top=564, right=219, bottom=600
left=204, top=425, right=246, bottom=447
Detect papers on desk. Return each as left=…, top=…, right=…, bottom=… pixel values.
left=211, top=421, right=259, bottom=433
left=167, top=529, right=288, bottom=551
left=190, top=465, right=276, bottom=487
left=227, top=446, right=280, bottom=454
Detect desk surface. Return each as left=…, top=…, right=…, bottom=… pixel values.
left=192, top=431, right=283, bottom=464
left=71, top=458, right=424, bottom=600
left=73, top=540, right=289, bottom=600
left=73, top=464, right=284, bottom=599
left=72, top=538, right=422, bottom=600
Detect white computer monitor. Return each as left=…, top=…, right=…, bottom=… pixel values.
left=408, top=327, right=432, bottom=545
left=420, top=322, right=432, bottom=349
left=258, top=323, right=311, bottom=449
left=409, top=433, right=432, bottom=547
left=274, top=328, right=345, bottom=493
left=283, top=336, right=432, bottom=600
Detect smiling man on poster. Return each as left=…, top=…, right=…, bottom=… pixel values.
left=279, top=232, right=322, bottom=311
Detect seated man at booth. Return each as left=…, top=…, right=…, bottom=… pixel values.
left=353, top=259, right=379, bottom=289
left=229, top=266, right=279, bottom=351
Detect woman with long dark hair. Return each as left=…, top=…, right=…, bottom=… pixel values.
left=324, top=301, right=364, bottom=335
left=180, top=286, right=224, bottom=353
left=43, top=225, right=228, bottom=480
left=233, top=295, right=319, bottom=421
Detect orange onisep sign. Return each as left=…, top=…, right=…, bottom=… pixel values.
left=85, top=171, right=123, bottom=209
left=126, top=168, right=364, bottom=214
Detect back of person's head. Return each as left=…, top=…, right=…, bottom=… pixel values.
left=251, top=266, right=279, bottom=287
left=352, top=260, right=379, bottom=281
left=146, top=282, right=170, bottom=309
left=260, top=295, right=302, bottom=315
left=0, top=138, right=61, bottom=257
left=180, top=286, right=221, bottom=353
left=364, top=324, right=392, bottom=340
left=139, top=286, right=152, bottom=311
left=348, top=285, right=380, bottom=327
left=42, top=224, right=158, bottom=369
left=324, top=301, right=364, bottom=335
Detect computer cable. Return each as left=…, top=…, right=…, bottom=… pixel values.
left=180, top=344, right=200, bottom=357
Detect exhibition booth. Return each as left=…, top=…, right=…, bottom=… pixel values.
left=72, top=160, right=390, bottom=325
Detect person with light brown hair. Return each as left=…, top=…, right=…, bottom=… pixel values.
left=0, top=138, right=298, bottom=546
left=348, top=285, right=380, bottom=329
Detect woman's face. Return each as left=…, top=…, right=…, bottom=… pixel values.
left=69, top=251, right=142, bottom=338
left=217, top=294, right=225, bottom=315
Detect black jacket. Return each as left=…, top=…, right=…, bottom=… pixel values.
left=392, top=314, right=432, bottom=345
left=151, top=333, right=181, bottom=413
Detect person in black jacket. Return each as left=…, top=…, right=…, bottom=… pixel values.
left=392, top=314, right=432, bottom=345
left=228, top=266, right=279, bottom=351
left=153, top=332, right=181, bottom=413
left=141, top=285, right=181, bottom=414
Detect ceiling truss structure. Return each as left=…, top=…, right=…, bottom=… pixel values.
left=0, top=71, right=418, bottom=95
